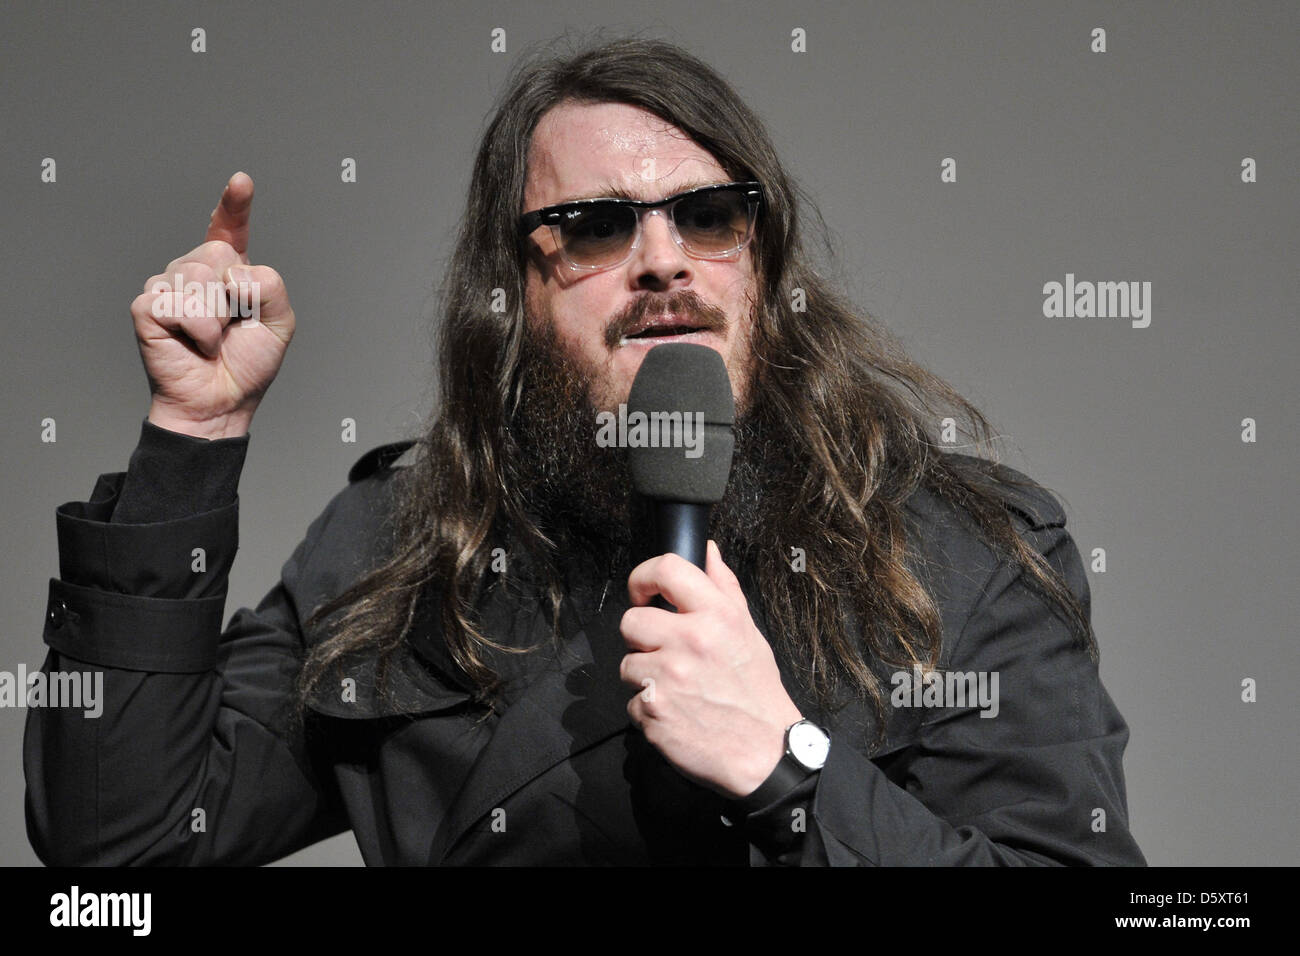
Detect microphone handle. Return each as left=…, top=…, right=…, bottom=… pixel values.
left=650, top=501, right=710, bottom=612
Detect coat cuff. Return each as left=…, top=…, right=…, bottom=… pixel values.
left=804, top=738, right=886, bottom=865
left=113, top=417, right=249, bottom=523
left=737, top=770, right=820, bottom=865
left=43, top=577, right=224, bottom=672
left=46, top=448, right=245, bottom=672
left=56, top=472, right=240, bottom=598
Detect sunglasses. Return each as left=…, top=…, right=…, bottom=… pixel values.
left=519, top=180, right=764, bottom=272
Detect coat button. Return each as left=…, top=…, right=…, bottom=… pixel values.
left=48, top=599, right=67, bottom=628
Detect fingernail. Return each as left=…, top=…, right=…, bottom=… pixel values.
left=227, top=265, right=252, bottom=283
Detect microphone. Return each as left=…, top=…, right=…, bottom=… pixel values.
left=626, top=343, right=735, bottom=607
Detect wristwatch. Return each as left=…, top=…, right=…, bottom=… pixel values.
left=729, top=718, right=830, bottom=816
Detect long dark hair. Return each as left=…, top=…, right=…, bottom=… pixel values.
left=297, top=33, right=1095, bottom=740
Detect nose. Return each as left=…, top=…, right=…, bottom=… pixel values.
left=627, top=207, right=692, bottom=290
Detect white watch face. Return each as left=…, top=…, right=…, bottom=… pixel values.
left=788, top=721, right=830, bottom=770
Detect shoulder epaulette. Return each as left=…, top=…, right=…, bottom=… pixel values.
left=348, top=440, right=418, bottom=483
left=992, top=467, right=1067, bottom=531
left=940, top=452, right=1067, bottom=531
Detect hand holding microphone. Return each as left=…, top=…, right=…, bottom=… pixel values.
left=619, top=344, right=804, bottom=800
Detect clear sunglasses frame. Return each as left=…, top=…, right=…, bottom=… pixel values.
left=518, top=180, right=764, bottom=272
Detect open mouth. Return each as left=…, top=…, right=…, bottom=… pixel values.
left=624, top=324, right=705, bottom=339
left=619, top=314, right=711, bottom=344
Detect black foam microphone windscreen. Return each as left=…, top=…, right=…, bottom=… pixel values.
left=627, top=343, right=735, bottom=503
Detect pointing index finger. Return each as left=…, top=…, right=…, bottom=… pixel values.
left=205, top=171, right=254, bottom=263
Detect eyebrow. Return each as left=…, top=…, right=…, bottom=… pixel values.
left=554, top=178, right=725, bottom=205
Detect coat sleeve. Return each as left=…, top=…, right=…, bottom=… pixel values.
left=742, top=518, right=1146, bottom=867
left=24, top=426, right=351, bottom=866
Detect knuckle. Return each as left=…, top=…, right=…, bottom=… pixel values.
left=129, top=294, right=154, bottom=321
left=162, top=260, right=214, bottom=285
left=661, top=552, right=689, bottom=576
left=198, top=239, right=236, bottom=260
left=188, top=261, right=220, bottom=285
left=641, top=697, right=664, bottom=722
left=620, top=607, right=642, bottom=634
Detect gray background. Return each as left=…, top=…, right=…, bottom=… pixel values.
left=1, top=0, right=1295, bottom=866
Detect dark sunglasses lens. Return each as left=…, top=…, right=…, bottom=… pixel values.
left=675, top=189, right=753, bottom=255
left=558, top=204, right=638, bottom=265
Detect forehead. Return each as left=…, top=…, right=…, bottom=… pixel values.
left=524, top=101, right=731, bottom=210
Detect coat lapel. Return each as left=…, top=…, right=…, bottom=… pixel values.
left=425, top=575, right=632, bottom=864
left=302, top=547, right=914, bottom=863
left=420, top=561, right=897, bottom=864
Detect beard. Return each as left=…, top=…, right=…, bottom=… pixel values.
left=504, top=314, right=797, bottom=589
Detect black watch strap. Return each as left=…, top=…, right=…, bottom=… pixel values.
left=729, top=753, right=814, bottom=816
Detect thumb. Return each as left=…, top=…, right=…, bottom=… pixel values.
left=705, top=540, right=744, bottom=601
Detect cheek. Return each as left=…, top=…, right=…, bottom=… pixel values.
left=717, top=277, right=756, bottom=347
left=551, top=285, right=616, bottom=348
left=528, top=279, right=586, bottom=346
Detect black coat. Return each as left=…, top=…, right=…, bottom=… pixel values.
left=25, top=427, right=1146, bottom=866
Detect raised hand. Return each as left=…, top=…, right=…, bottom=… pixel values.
left=130, top=171, right=296, bottom=439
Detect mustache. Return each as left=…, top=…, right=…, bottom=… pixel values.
left=603, top=290, right=729, bottom=349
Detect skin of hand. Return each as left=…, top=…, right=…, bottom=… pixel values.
left=620, top=540, right=804, bottom=799
left=130, top=171, right=295, bottom=440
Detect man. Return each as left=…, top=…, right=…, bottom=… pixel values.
left=25, top=37, right=1145, bottom=865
